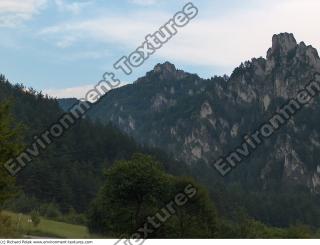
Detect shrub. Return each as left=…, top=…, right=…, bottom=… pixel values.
left=30, top=210, right=41, bottom=227
left=0, top=213, right=17, bottom=238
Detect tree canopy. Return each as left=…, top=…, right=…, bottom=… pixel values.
left=88, top=153, right=218, bottom=238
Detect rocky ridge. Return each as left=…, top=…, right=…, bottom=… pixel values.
left=86, top=33, right=320, bottom=192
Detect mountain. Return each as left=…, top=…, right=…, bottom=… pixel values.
left=87, top=33, right=320, bottom=193
left=58, top=98, right=79, bottom=111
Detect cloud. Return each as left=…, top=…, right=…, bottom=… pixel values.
left=0, top=0, right=47, bottom=27
left=56, top=36, right=78, bottom=48
left=128, top=0, right=159, bottom=6
left=54, top=0, right=92, bottom=15
left=44, top=80, right=129, bottom=98
left=60, top=51, right=110, bottom=61
left=38, top=11, right=169, bottom=48
left=44, top=84, right=95, bottom=98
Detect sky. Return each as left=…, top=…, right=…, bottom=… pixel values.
left=0, top=0, right=320, bottom=98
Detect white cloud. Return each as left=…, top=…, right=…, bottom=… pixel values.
left=0, top=0, right=47, bottom=27
left=129, top=0, right=159, bottom=6
left=44, top=81, right=129, bottom=99
left=54, top=0, right=92, bottom=15
left=56, top=36, right=78, bottom=48
left=60, top=51, right=110, bottom=61
left=44, top=84, right=95, bottom=98
left=38, top=11, right=169, bottom=47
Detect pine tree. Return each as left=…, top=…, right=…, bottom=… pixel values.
left=0, top=102, right=23, bottom=208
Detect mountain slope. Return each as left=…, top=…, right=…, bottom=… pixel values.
left=88, top=33, right=320, bottom=192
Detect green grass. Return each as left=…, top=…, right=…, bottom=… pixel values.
left=2, top=211, right=90, bottom=238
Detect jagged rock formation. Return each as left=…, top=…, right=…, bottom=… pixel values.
left=136, top=62, right=191, bottom=83
left=87, top=33, right=320, bottom=193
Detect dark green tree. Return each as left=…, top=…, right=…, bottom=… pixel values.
left=88, top=154, right=219, bottom=238
left=30, top=210, right=41, bottom=227
left=163, top=177, right=218, bottom=238
left=0, top=102, right=23, bottom=208
left=88, top=153, right=169, bottom=236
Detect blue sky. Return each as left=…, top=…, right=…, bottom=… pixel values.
left=0, top=0, right=320, bottom=98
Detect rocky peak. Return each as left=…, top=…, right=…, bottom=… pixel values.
left=267, top=33, right=297, bottom=59
left=264, top=33, right=320, bottom=73
left=230, top=33, right=320, bottom=103
left=136, top=61, right=190, bottom=83
left=152, top=61, right=190, bottom=81
left=296, top=42, right=320, bottom=70
left=153, top=61, right=177, bottom=74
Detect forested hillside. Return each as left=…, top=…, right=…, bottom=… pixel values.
left=0, top=75, right=188, bottom=214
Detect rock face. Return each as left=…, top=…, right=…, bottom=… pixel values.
left=87, top=33, right=320, bottom=193
left=136, top=61, right=190, bottom=83
left=268, top=33, right=297, bottom=58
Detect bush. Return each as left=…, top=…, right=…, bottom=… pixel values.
left=0, top=213, right=18, bottom=238
left=39, top=203, right=61, bottom=219
left=58, top=208, right=87, bottom=225
left=3, top=193, right=40, bottom=214
left=285, top=225, right=313, bottom=238
left=30, top=210, right=41, bottom=227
